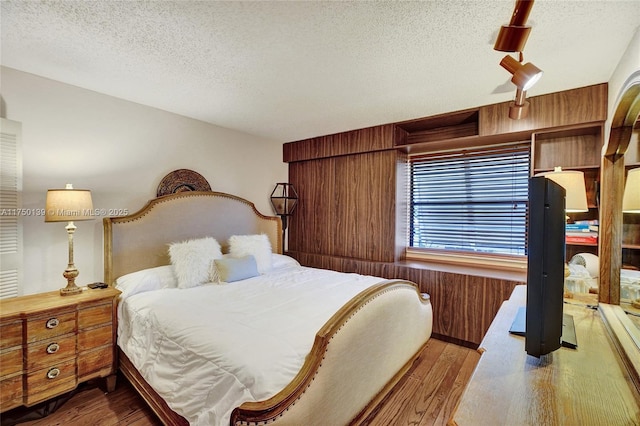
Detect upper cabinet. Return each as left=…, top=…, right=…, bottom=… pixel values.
left=532, top=125, right=603, bottom=209
left=532, top=125, right=604, bottom=261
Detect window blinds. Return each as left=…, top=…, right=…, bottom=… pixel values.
left=410, top=143, right=530, bottom=256
left=0, top=119, right=23, bottom=298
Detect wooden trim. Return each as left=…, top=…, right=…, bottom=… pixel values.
left=599, top=303, right=640, bottom=395
left=118, top=350, right=189, bottom=426
left=599, top=73, right=640, bottom=304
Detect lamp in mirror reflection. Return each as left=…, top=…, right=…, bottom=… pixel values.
left=270, top=183, right=298, bottom=249
left=622, top=168, right=640, bottom=213
left=45, top=184, right=94, bottom=296
left=539, top=167, right=589, bottom=213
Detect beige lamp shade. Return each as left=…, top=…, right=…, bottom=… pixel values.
left=622, top=168, right=640, bottom=213
left=539, top=167, right=589, bottom=212
left=45, top=184, right=94, bottom=222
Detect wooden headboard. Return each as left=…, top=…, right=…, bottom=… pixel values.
left=103, top=191, right=282, bottom=285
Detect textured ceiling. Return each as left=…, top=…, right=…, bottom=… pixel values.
left=1, top=1, right=639, bottom=142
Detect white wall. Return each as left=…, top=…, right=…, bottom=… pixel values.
left=607, top=27, right=640, bottom=133
left=0, top=66, right=287, bottom=295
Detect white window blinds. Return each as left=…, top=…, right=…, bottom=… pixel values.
left=409, top=143, right=530, bottom=256
left=0, top=118, right=23, bottom=299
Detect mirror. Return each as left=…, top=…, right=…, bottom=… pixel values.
left=599, top=76, right=640, bottom=391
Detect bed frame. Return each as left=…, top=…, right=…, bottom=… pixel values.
left=104, top=191, right=433, bottom=425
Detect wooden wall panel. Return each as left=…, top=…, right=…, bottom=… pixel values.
left=288, top=159, right=336, bottom=255
left=479, top=84, right=607, bottom=136
left=333, top=151, right=397, bottom=262
left=289, top=151, right=397, bottom=262
left=288, top=252, right=522, bottom=346
left=283, top=124, right=395, bottom=163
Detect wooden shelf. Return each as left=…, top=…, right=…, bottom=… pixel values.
left=395, top=109, right=479, bottom=146
left=566, top=241, right=598, bottom=247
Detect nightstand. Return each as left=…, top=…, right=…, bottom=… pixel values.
left=0, top=286, right=119, bottom=412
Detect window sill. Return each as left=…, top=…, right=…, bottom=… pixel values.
left=403, top=249, right=527, bottom=282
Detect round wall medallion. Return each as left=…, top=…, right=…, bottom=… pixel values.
left=156, top=169, right=212, bottom=197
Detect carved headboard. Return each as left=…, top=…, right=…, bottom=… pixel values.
left=103, top=191, right=282, bottom=285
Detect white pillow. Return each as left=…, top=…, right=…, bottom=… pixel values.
left=115, top=265, right=177, bottom=299
left=271, top=253, right=300, bottom=270
left=169, top=237, right=223, bottom=288
left=228, top=234, right=272, bottom=273
left=569, top=252, right=599, bottom=278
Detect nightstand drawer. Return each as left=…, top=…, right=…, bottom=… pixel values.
left=26, top=311, right=76, bottom=343
left=25, top=334, right=76, bottom=371
left=0, top=375, right=23, bottom=410
left=78, top=345, right=113, bottom=378
left=78, top=303, right=112, bottom=329
left=25, top=358, right=76, bottom=406
left=0, top=347, right=23, bottom=377
left=78, top=324, right=112, bottom=351
left=0, top=287, right=120, bottom=412
left=0, top=321, right=22, bottom=348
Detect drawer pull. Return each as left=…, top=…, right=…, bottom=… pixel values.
left=46, top=343, right=60, bottom=354
left=47, top=367, right=60, bottom=379
left=46, top=318, right=59, bottom=329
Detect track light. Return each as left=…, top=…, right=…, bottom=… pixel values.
left=500, top=54, right=543, bottom=91
left=508, top=88, right=529, bottom=120
left=494, top=0, right=535, bottom=53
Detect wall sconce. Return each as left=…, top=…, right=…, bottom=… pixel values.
left=270, top=183, right=298, bottom=246
left=539, top=167, right=589, bottom=213
left=45, top=184, right=94, bottom=295
left=622, top=168, right=640, bottom=213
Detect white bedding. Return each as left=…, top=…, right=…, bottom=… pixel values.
left=117, top=258, right=384, bottom=425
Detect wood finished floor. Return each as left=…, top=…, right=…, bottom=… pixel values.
left=9, top=338, right=478, bottom=426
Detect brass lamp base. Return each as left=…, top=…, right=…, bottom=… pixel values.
left=60, top=267, right=82, bottom=296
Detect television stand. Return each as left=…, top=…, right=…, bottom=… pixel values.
left=451, top=285, right=640, bottom=425
left=508, top=307, right=578, bottom=349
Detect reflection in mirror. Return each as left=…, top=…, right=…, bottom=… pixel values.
left=622, top=122, right=640, bottom=329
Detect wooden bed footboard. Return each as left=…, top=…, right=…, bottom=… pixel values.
left=231, top=280, right=433, bottom=426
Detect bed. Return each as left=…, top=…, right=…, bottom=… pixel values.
left=103, top=191, right=433, bottom=425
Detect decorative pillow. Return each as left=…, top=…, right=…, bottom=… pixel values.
left=169, top=237, right=223, bottom=288
left=115, top=265, right=177, bottom=299
left=228, top=234, right=272, bottom=273
left=214, top=255, right=259, bottom=283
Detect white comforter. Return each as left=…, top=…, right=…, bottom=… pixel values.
left=117, top=261, right=383, bottom=425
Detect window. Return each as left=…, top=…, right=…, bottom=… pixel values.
left=409, top=143, right=530, bottom=256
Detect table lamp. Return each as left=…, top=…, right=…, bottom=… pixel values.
left=45, top=184, right=94, bottom=295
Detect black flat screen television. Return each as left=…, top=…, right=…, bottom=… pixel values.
left=510, top=176, right=577, bottom=357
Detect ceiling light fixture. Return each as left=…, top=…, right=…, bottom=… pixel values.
left=494, top=0, right=535, bottom=53
left=500, top=54, right=543, bottom=91
left=494, top=0, right=542, bottom=120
